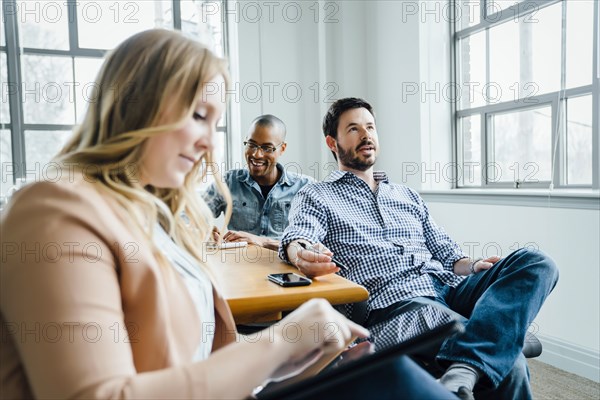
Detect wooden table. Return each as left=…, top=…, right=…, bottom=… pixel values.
left=205, top=244, right=369, bottom=324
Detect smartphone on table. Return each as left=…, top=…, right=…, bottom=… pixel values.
left=268, top=273, right=312, bottom=287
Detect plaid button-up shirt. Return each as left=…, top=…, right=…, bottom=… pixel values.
left=279, top=170, right=468, bottom=348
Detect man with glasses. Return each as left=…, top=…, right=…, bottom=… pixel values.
left=203, top=115, right=313, bottom=250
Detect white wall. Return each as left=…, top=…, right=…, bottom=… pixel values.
left=234, top=0, right=600, bottom=380
left=236, top=0, right=333, bottom=177
left=426, top=201, right=600, bottom=381
left=234, top=0, right=424, bottom=180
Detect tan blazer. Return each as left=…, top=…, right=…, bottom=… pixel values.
left=0, top=179, right=238, bottom=398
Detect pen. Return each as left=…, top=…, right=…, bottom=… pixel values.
left=297, top=242, right=349, bottom=270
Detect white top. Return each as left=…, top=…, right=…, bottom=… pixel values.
left=154, top=224, right=215, bottom=361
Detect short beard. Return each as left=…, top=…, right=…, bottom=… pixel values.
left=337, top=144, right=375, bottom=172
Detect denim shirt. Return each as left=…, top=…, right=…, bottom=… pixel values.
left=203, top=163, right=314, bottom=239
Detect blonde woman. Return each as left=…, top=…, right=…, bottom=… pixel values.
left=0, top=30, right=454, bottom=399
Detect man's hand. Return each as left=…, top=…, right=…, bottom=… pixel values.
left=474, top=256, right=501, bottom=273
left=286, top=240, right=340, bottom=278
left=223, top=230, right=257, bottom=244
left=454, top=255, right=501, bottom=276
left=223, top=230, right=279, bottom=251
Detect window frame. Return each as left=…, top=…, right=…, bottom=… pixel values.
left=451, top=0, right=599, bottom=190
left=1, top=0, right=231, bottom=199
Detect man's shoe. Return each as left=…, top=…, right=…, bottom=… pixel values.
left=454, top=386, right=475, bottom=400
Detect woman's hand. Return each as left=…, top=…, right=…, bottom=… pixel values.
left=211, top=226, right=221, bottom=243
left=271, top=298, right=369, bottom=363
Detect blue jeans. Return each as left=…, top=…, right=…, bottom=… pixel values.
left=428, top=248, right=559, bottom=399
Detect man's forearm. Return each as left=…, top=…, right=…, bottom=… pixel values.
left=262, top=239, right=280, bottom=252
left=454, top=257, right=487, bottom=276
left=283, top=239, right=307, bottom=264
left=453, top=257, right=474, bottom=276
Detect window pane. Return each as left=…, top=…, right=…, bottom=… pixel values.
left=458, top=0, right=480, bottom=30
left=74, top=57, right=105, bottom=123
left=490, top=106, right=552, bottom=183
left=566, top=0, right=594, bottom=89
left=17, top=0, right=69, bottom=50
left=21, top=55, right=75, bottom=125
left=487, top=1, right=525, bottom=15
left=217, top=114, right=226, bottom=128
left=181, top=0, right=227, bottom=165
left=214, top=129, right=226, bottom=164
left=24, top=130, right=72, bottom=176
left=458, top=30, right=486, bottom=109
left=489, top=3, right=561, bottom=103
left=460, top=115, right=481, bottom=186
left=1, top=52, right=9, bottom=123
left=77, top=0, right=173, bottom=50
left=181, top=0, right=224, bottom=56
left=0, top=129, right=13, bottom=202
left=566, top=96, right=593, bottom=185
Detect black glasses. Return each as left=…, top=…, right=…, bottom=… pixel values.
left=243, top=141, right=284, bottom=154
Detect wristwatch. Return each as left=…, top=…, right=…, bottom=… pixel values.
left=470, top=258, right=483, bottom=274
left=290, top=240, right=311, bottom=266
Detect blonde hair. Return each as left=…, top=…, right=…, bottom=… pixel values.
left=56, top=29, right=232, bottom=270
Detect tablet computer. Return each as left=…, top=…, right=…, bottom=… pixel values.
left=257, top=319, right=464, bottom=399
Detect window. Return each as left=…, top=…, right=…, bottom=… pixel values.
left=454, top=0, right=599, bottom=189
left=1, top=0, right=229, bottom=204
